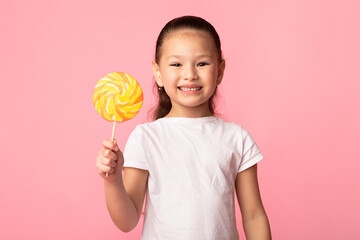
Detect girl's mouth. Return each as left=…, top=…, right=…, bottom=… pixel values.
left=177, top=87, right=203, bottom=92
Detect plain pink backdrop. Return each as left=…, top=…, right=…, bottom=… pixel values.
left=1, top=0, right=359, bottom=239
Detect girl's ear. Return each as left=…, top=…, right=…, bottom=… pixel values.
left=216, top=59, right=226, bottom=85
left=152, top=60, right=164, bottom=87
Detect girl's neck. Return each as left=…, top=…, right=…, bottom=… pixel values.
left=165, top=106, right=212, bottom=118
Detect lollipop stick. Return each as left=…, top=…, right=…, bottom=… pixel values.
left=106, top=121, right=117, bottom=178
left=111, top=121, right=116, bottom=143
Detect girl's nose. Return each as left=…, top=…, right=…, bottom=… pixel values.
left=183, top=65, right=198, bottom=80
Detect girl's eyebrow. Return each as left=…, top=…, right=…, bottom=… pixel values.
left=195, top=54, right=212, bottom=58
left=166, top=55, right=182, bottom=60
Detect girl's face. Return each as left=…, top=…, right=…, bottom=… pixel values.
left=152, top=29, right=225, bottom=117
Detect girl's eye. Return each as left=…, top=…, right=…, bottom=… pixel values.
left=170, top=63, right=181, bottom=67
left=197, top=62, right=209, bottom=67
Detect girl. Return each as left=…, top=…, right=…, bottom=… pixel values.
left=96, top=16, right=271, bottom=240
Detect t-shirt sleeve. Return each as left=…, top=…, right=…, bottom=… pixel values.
left=123, top=125, right=149, bottom=170
left=237, top=127, right=265, bottom=173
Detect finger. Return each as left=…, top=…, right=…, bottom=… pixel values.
left=104, top=158, right=117, bottom=167
left=96, top=162, right=115, bottom=174
left=97, top=155, right=117, bottom=167
left=102, top=148, right=118, bottom=161
left=97, top=170, right=111, bottom=179
left=102, top=140, right=120, bottom=152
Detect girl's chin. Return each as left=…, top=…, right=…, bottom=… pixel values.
left=173, top=99, right=210, bottom=110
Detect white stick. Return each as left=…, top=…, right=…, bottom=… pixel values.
left=106, top=121, right=117, bottom=178
left=111, top=120, right=116, bottom=142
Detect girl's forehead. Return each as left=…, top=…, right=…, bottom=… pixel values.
left=162, top=29, right=216, bottom=53
left=165, top=28, right=211, bottom=41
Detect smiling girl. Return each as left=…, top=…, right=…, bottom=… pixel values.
left=96, top=16, right=271, bottom=240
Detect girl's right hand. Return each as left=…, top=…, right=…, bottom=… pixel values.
left=96, top=139, right=124, bottom=182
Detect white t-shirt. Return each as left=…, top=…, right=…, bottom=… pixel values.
left=123, top=116, right=264, bottom=240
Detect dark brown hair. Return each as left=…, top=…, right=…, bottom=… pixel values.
left=150, top=16, right=223, bottom=120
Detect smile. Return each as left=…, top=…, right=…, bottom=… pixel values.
left=178, top=87, right=202, bottom=91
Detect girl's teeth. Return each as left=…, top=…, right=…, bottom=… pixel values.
left=180, top=87, right=201, bottom=91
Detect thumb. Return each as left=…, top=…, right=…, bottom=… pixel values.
left=113, top=139, right=120, bottom=152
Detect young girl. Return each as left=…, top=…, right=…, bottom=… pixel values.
left=96, top=16, right=271, bottom=240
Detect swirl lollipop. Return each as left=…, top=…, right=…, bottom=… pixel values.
left=93, top=72, right=143, bottom=176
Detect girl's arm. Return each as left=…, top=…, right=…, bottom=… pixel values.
left=97, top=140, right=148, bottom=232
left=235, top=164, right=272, bottom=240
left=105, top=167, right=148, bottom=232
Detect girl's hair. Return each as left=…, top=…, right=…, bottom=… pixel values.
left=150, top=15, right=223, bottom=120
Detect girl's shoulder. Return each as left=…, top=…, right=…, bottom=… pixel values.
left=216, top=116, right=245, bottom=131
left=216, top=117, right=258, bottom=143
left=132, top=118, right=164, bottom=131
left=127, top=119, right=165, bottom=138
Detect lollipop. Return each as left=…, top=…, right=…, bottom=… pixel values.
left=93, top=72, right=143, bottom=176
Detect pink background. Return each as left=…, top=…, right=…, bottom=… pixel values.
left=1, top=0, right=359, bottom=239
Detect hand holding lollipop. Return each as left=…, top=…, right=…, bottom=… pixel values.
left=93, top=72, right=143, bottom=177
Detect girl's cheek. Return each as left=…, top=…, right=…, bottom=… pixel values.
left=165, top=69, right=178, bottom=77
